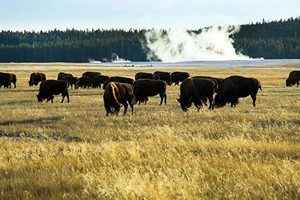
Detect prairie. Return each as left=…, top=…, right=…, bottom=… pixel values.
left=0, top=64, right=299, bottom=199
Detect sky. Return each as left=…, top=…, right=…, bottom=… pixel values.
left=1, top=0, right=300, bottom=31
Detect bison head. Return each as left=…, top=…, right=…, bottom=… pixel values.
left=36, top=94, right=45, bottom=102
left=177, top=97, right=192, bottom=112
left=286, top=78, right=294, bottom=87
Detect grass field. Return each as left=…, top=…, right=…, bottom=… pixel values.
left=0, top=64, right=300, bottom=199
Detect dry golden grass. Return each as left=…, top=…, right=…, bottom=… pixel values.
left=0, top=64, right=299, bottom=199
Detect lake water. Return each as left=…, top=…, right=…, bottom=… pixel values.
left=90, top=59, right=300, bottom=68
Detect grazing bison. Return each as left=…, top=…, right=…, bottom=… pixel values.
left=82, top=71, right=101, bottom=79
left=171, top=72, right=190, bottom=85
left=0, top=72, right=16, bottom=88
left=135, top=72, right=158, bottom=80
left=103, top=82, right=134, bottom=116
left=29, top=72, right=46, bottom=86
left=37, top=80, right=70, bottom=103
left=103, top=76, right=134, bottom=89
left=153, top=71, right=172, bottom=85
left=214, top=76, right=262, bottom=108
left=75, top=77, right=90, bottom=89
left=57, top=72, right=78, bottom=89
left=133, top=79, right=167, bottom=105
left=286, top=71, right=300, bottom=87
left=177, top=78, right=217, bottom=112
left=0, top=73, right=11, bottom=88
left=192, top=76, right=224, bottom=91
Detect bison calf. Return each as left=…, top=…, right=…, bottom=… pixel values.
left=103, top=82, right=134, bottom=116
left=37, top=80, right=70, bottom=103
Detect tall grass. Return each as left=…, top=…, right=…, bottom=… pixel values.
left=0, top=64, right=299, bottom=199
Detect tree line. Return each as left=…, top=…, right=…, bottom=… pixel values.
left=0, top=17, right=299, bottom=62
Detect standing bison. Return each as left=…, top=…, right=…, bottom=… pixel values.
left=171, top=72, right=190, bottom=85
left=153, top=71, right=172, bottom=85
left=57, top=72, right=78, bottom=89
left=192, top=76, right=224, bottom=91
left=0, top=72, right=17, bottom=88
left=286, top=71, right=300, bottom=87
left=103, top=76, right=134, bottom=89
left=37, top=80, right=70, bottom=103
left=135, top=72, right=158, bottom=80
left=103, top=82, right=134, bottom=116
left=133, top=79, right=167, bottom=105
left=29, top=72, right=46, bottom=86
left=177, top=78, right=217, bottom=112
left=82, top=71, right=101, bottom=79
left=214, top=76, right=262, bottom=108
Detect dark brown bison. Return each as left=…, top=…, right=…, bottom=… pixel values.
left=135, top=72, right=159, bottom=80
left=82, top=71, right=101, bottom=79
left=0, top=72, right=16, bottom=88
left=171, top=72, right=190, bottom=85
left=103, top=82, right=134, bottom=116
left=0, top=73, right=11, bottom=88
left=192, top=76, right=224, bottom=91
left=37, top=80, right=70, bottom=103
left=57, top=72, right=78, bottom=89
left=214, top=76, right=262, bottom=108
left=153, top=71, right=172, bottom=85
left=177, top=78, right=217, bottom=112
left=8, top=73, right=17, bottom=88
left=286, top=71, right=300, bottom=87
left=103, top=76, right=134, bottom=89
left=29, top=73, right=46, bottom=86
left=133, top=79, right=167, bottom=105
left=75, top=77, right=90, bottom=89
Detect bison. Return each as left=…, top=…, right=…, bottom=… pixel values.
left=133, top=79, right=167, bottom=105
left=135, top=72, right=158, bottom=80
left=29, top=72, right=46, bottom=86
left=153, top=71, right=172, bottom=85
left=177, top=78, right=217, bottom=112
left=192, top=76, right=224, bottom=91
left=103, top=82, right=134, bottom=116
left=57, top=72, right=78, bottom=89
left=0, top=73, right=11, bottom=88
left=37, top=80, right=70, bottom=103
left=214, top=75, right=262, bottom=108
left=0, top=72, right=16, bottom=88
left=286, top=71, right=300, bottom=87
left=171, top=72, right=190, bottom=85
left=82, top=71, right=101, bottom=79
left=103, top=76, right=134, bottom=89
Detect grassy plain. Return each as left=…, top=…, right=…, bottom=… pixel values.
left=0, top=64, right=299, bottom=199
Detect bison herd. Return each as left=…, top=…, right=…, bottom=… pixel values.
left=1, top=70, right=300, bottom=116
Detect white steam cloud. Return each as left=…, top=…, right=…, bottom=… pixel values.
left=145, top=26, right=250, bottom=62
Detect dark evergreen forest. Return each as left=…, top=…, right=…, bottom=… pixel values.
left=0, top=17, right=299, bottom=62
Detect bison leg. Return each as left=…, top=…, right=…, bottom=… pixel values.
left=159, top=93, right=167, bottom=105
left=208, top=96, right=214, bottom=110
left=251, top=94, right=257, bottom=107
left=130, top=103, right=134, bottom=115
left=123, top=102, right=128, bottom=115
left=104, top=101, right=111, bottom=116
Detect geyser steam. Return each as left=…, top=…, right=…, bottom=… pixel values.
left=145, top=26, right=250, bottom=62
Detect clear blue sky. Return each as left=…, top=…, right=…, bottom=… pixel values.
left=1, top=0, right=300, bottom=30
